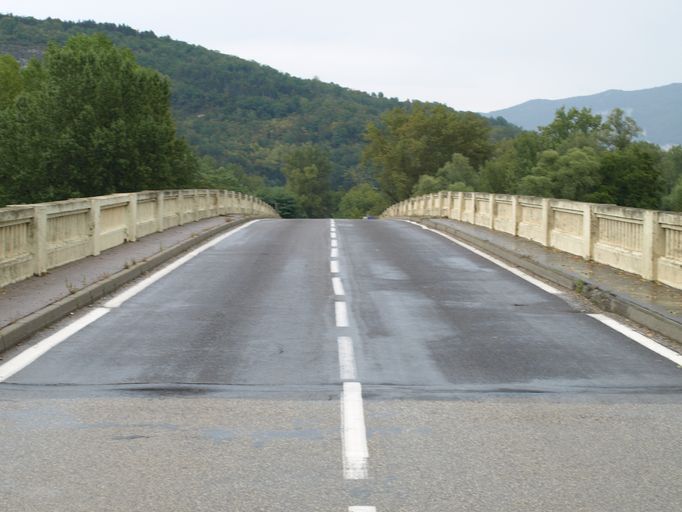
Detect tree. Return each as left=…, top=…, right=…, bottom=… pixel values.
left=597, top=142, right=664, bottom=208
left=282, top=143, right=333, bottom=218
left=336, top=183, right=391, bottom=218
left=599, top=108, right=641, bottom=150
left=0, top=54, right=21, bottom=109
left=0, top=35, right=198, bottom=204
left=539, top=107, right=602, bottom=149
left=363, top=103, right=492, bottom=201
left=259, top=186, right=304, bottom=218
left=412, top=153, right=478, bottom=195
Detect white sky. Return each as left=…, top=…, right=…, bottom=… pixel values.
left=1, top=0, right=681, bottom=112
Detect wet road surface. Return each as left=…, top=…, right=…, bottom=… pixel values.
left=1, top=219, right=681, bottom=511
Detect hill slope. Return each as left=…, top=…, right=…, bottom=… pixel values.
left=488, top=83, right=682, bottom=147
left=0, top=13, right=408, bottom=187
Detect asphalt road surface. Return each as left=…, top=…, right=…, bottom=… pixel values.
left=1, top=219, right=681, bottom=512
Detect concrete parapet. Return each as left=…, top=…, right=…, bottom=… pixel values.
left=0, top=189, right=278, bottom=288
left=383, top=192, right=682, bottom=291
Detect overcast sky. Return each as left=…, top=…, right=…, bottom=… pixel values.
left=2, top=0, right=681, bottom=112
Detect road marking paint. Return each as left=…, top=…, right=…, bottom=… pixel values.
left=342, top=382, right=369, bottom=479
left=331, top=248, right=338, bottom=258
left=331, top=239, right=338, bottom=248
left=404, top=220, right=561, bottom=295
left=588, top=314, right=682, bottom=366
left=349, top=507, right=376, bottom=512
left=331, top=260, right=340, bottom=274
left=335, top=301, right=349, bottom=327
left=0, top=307, right=110, bottom=382
left=332, top=277, right=345, bottom=296
left=338, top=336, right=358, bottom=381
left=105, top=220, right=260, bottom=308
left=331, top=232, right=337, bottom=239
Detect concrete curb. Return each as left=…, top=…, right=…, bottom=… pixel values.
left=416, top=218, right=682, bottom=343
left=0, top=216, right=263, bottom=354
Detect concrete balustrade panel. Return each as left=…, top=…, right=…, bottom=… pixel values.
left=549, top=200, right=585, bottom=257
left=517, top=196, right=544, bottom=243
left=136, top=192, right=158, bottom=238
left=656, top=212, right=682, bottom=289
left=462, top=193, right=474, bottom=223
left=98, top=195, right=130, bottom=252
left=593, top=205, right=644, bottom=276
left=0, top=207, right=35, bottom=287
left=493, top=195, right=515, bottom=234
left=45, top=199, right=92, bottom=269
left=474, top=193, right=491, bottom=227
left=165, top=191, right=181, bottom=228
left=0, top=189, right=278, bottom=288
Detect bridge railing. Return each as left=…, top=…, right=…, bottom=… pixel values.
left=382, top=191, right=682, bottom=291
left=0, top=189, right=278, bottom=288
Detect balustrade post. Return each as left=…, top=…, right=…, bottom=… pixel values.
left=32, top=205, right=48, bottom=276
left=156, top=191, right=165, bottom=232
left=540, top=198, right=551, bottom=246
left=126, top=193, right=138, bottom=242
left=90, top=197, right=101, bottom=256
left=581, top=203, right=595, bottom=260
left=511, top=196, right=519, bottom=236
left=642, top=210, right=663, bottom=280
left=489, top=194, right=496, bottom=230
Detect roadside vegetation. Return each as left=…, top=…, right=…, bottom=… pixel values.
left=0, top=18, right=680, bottom=215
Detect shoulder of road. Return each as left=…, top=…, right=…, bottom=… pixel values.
left=0, top=215, right=255, bottom=354
left=420, top=217, right=682, bottom=345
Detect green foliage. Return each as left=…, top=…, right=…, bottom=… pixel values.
left=336, top=183, right=391, bottom=218
left=363, top=103, right=492, bottom=201
left=659, top=145, right=682, bottom=194
left=282, top=144, right=334, bottom=218
left=539, top=107, right=602, bottom=148
left=518, top=147, right=602, bottom=201
left=0, top=35, right=197, bottom=204
left=412, top=153, right=477, bottom=195
left=403, top=104, right=678, bottom=211
left=596, top=142, right=664, bottom=208
left=258, top=186, right=304, bottom=218
left=0, top=13, right=407, bottom=189
left=662, top=177, right=682, bottom=211
left=599, top=108, right=641, bottom=150
left=0, top=54, right=21, bottom=109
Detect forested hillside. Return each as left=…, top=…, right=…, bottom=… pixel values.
left=2, top=13, right=680, bottom=216
left=0, top=13, right=406, bottom=188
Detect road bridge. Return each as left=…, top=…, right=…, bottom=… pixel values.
left=1, top=218, right=681, bottom=511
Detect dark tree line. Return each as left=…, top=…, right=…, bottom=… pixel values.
left=0, top=35, right=197, bottom=204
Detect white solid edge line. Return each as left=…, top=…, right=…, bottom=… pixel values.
left=0, top=307, right=110, bottom=382
left=331, top=239, right=338, bottom=248
left=338, top=336, right=358, bottom=381
left=342, top=382, right=369, bottom=479
left=331, top=232, right=337, bottom=240
left=349, top=507, right=376, bottom=512
left=332, top=276, right=345, bottom=296
left=331, top=248, right=339, bottom=259
left=330, top=260, right=340, bottom=274
left=335, top=301, right=349, bottom=327
left=105, top=219, right=259, bottom=308
left=403, top=220, right=561, bottom=295
left=588, top=314, right=682, bottom=366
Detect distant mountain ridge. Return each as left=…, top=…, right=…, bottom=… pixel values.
left=488, top=83, right=682, bottom=147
